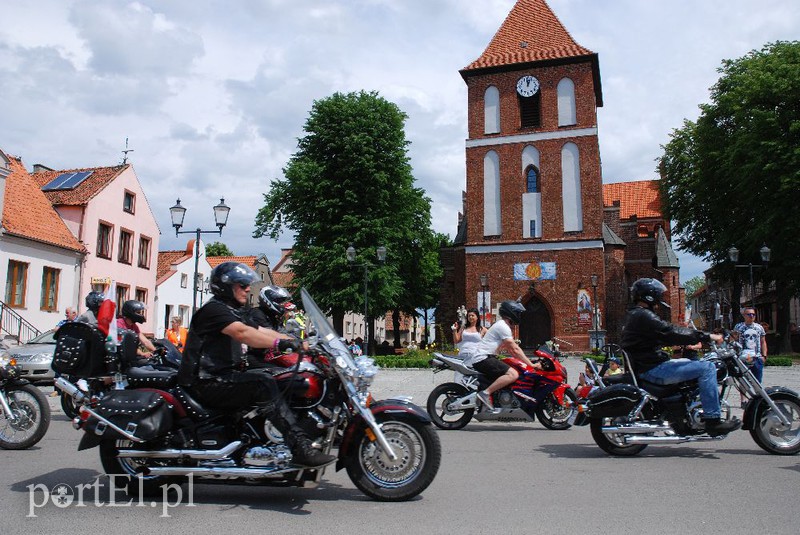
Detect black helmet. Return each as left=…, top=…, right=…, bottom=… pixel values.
left=499, top=300, right=525, bottom=324
left=209, top=262, right=258, bottom=301
left=258, top=285, right=291, bottom=317
left=631, top=278, right=671, bottom=309
left=85, top=291, right=104, bottom=313
left=121, top=300, right=146, bottom=323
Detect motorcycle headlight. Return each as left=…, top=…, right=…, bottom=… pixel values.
left=354, top=356, right=379, bottom=387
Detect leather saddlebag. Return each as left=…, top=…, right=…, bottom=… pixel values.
left=587, top=383, right=643, bottom=418
left=82, top=390, right=173, bottom=442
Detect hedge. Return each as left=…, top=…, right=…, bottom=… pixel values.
left=373, top=355, right=431, bottom=369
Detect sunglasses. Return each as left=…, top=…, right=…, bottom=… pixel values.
left=745, top=313, right=756, bottom=317
left=238, top=284, right=251, bottom=289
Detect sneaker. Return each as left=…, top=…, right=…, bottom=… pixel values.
left=704, top=417, right=742, bottom=437
left=476, top=390, right=496, bottom=411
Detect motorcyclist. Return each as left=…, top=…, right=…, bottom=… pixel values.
left=245, top=285, right=292, bottom=368
left=118, top=300, right=157, bottom=358
left=283, top=302, right=306, bottom=339
left=621, top=278, right=741, bottom=436
left=76, top=291, right=104, bottom=325
left=469, top=300, right=540, bottom=411
left=178, top=262, right=335, bottom=467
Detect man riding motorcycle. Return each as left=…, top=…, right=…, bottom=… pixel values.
left=178, top=262, right=335, bottom=467
left=245, top=284, right=292, bottom=369
left=621, top=278, right=741, bottom=436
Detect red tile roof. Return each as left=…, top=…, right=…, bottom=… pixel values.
left=2, top=154, right=85, bottom=253
left=272, top=271, right=295, bottom=288
left=207, top=255, right=258, bottom=268
left=462, top=0, right=595, bottom=72
left=156, top=250, right=192, bottom=283
left=31, top=164, right=127, bottom=205
left=603, top=180, right=663, bottom=220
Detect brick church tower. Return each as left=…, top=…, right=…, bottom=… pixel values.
left=443, top=0, right=606, bottom=351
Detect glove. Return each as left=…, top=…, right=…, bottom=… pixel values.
left=277, top=338, right=302, bottom=352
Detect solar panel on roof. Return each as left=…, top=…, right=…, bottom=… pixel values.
left=41, top=171, right=93, bottom=191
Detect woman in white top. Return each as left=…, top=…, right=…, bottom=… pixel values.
left=452, top=308, right=487, bottom=360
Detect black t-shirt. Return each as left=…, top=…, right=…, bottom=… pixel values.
left=243, top=307, right=282, bottom=368
left=178, top=298, right=246, bottom=384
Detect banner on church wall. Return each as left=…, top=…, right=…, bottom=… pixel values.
left=513, top=261, right=556, bottom=281
left=577, top=289, right=592, bottom=326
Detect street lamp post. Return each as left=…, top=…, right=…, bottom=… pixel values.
left=170, top=198, right=230, bottom=313
left=728, top=244, right=770, bottom=311
left=590, top=274, right=599, bottom=352
left=479, top=274, right=488, bottom=327
left=347, top=245, right=387, bottom=356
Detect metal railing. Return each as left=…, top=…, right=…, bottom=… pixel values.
left=0, top=301, right=42, bottom=344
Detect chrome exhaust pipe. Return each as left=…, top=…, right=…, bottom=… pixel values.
left=625, top=435, right=725, bottom=444
left=118, top=440, right=242, bottom=460
left=601, top=423, right=672, bottom=434
left=144, top=465, right=299, bottom=478
left=55, top=377, right=87, bottom=403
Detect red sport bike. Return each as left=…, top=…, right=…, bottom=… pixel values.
left=427, top=346, right=577, bottom=430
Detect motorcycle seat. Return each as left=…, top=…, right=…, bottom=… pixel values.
left=126, top=366, right=177, bottom=389
left=603, top=373, right=634, bottom=386
left=637, top=378, right=683, bottom=398
left=171, top=386, right=211, bottom=421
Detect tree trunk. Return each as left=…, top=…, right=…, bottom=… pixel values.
left=392, top=309, right=401, bottom=348
left=775, top=280, right=793, bottom=354
left=332, top=310, right=344, bottom=338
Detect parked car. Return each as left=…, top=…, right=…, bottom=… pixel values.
left=1, top=330, right=57, bottom=384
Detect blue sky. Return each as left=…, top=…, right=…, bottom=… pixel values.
left=3, top=0, right=798, bottom=283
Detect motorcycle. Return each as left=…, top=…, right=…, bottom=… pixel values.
left=427, top=345, right=577, bottom=430
left=55, top=288, right=441, bottom=501
left=0, top=354, right=51, bottom=449
left=574, top=340, right=800, bottom=456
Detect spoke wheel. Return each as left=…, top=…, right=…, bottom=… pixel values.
left=0, top=385, right=50, bottom=449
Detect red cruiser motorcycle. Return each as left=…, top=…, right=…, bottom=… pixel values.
left=427, top=346, right=577, bottom=430
left=55, top=288, right=441, bottom=501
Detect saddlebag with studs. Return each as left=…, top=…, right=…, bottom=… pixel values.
left=80, top=390, right=173, bottom=442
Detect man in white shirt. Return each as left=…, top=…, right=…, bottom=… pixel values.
left=733, top=307, right=767, bottom=382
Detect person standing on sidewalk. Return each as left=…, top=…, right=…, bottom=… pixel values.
left=733, top=307, right=767, bottom=383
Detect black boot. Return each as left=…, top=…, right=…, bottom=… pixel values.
left=262, top=401, right=336, bottom=468
left=704, top=416, right=742, bottom=437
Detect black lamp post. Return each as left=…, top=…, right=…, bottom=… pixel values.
left=590, top=274, right=599, bottom=352
left=479, top=274, right=489, bottom=326
left=347, top=245, right=387, bottom=356
left=728, top=244, right=770, bottom=309
left=169, top=198, right=230, bottom=312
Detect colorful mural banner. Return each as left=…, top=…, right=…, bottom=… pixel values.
left=513, top=261, right=556, bottom=281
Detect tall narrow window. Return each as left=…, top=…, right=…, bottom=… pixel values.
left=123, top=190, right=136, bottom=214
left=557, top=78, right=577, bottom=126
left=483, top=151, right=501, bottom=236
left=525, top=166, right=539, bottom=193
left=519, top=93, right=541, bottom=128
left=522, top=146, right=542, bottom=238
left=40, top=267, right=60, bottom=311
left=135, top=288, right=147, bottom=317
left=97, top=223, right=113, bottom=259
left=484, top=86, right=500, bottom=134
left=116, top=285, right=129, bottom=312
left=118, top=229, right=133, bottom=264
left=5, top=260, right=28, bottom=307
left=561, top=142, right=583, bottom=232
left=138, top=236, right=151, bottom=268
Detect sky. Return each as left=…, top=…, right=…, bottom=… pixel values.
left=2, top=0, right=799, bottom=284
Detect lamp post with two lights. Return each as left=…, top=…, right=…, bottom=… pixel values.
left=479, top=274, right=489, bottom=327
left=728, top=244, right=770, bottom=314
left=347, top=245, right=387, bottom=356
left=169, top=198, right=231, bottom=313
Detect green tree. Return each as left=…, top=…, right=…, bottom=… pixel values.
left=659, top=41, right=800, bottom=352
left=253, top=91, right=442, bottom=352
left=205, top=241, right=234, bottom=257
left=683, top=276, right=706, bottom=299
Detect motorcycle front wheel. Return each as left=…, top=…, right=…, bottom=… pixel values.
left=100, top=440, right=186, bottom=496
left=345, top=417, right=441, bottom=501
left=426, top=383, right=473, bottom=430
left=537, top=388, right=578, bottom=430
left=749, top=394, right=800, bottom=455
left=0, top=384, right=51, bottom=449
left=590, top=417, right=648, bottom=456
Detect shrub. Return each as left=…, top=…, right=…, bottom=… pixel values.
left=765, top=356, right=793, bottom=367
left=373, top=355, right=431, bottom=369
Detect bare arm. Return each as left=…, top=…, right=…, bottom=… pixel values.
left=451, top=323, right=462, bottom=344
left=761, top=335, right=768, bottom=358
left=498, top=338, right=539, bottom=369
left=139, top=332, right=156, bottom=352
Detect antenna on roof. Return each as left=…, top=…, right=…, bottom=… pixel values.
left=121, top=137, right=134, bottom=165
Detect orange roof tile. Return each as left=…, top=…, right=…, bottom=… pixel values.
left=2, top=154, right=85, bottom=253
left=462, top=0, right=595, bottom=71
left=31, top=164, right=127, bottom=206
left=207, top=255, right=258, bottom=268
left=272, top=271, right=295, bottom=288
left=156, top=250, right=192, bottom=282
left=603, top=180, right=663, bottom=220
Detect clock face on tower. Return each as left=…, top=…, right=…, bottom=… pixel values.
left=516, top=75, right=540, bottom=97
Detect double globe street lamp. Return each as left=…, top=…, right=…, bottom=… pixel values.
left=728, top=243, right=770, bottom=310
left=170, top=198, right=231, bottom=312
left=347, top=245, right=387, bottom=356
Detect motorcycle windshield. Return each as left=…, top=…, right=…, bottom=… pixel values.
left=300, top=288, right=354, bottom=364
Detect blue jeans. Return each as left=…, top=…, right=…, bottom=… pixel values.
left=749, top=356, right=764, bottom=383
left=640, top=358, right=721, bottom=418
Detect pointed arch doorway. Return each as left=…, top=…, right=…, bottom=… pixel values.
left=518, top=291, right=552, bottom=350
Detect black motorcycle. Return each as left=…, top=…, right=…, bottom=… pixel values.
left=0, top=354, right=50, bottom=449
left=574, top=341, right=800, bottom=456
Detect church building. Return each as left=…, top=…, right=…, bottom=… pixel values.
left=439, top=0, right=682, bottom=351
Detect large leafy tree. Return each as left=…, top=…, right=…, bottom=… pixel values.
left=206, top=241, right=234, bottom=257
left=660, top=41, right=800, bottom=351
left=253, top=91, right=442, bottom=349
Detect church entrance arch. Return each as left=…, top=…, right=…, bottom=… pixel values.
left=518, top=292, right=552, bottom=350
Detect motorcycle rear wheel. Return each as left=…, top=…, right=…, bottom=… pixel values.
left=60, top=392, right=80, bottom=419
left=426, top=383, right=473, bottom=430
left=345, top=417, right=441, bottom=501
left=590, top=417, right=648, bottom=456
left=100, top=440, right=187, bottom=496
left=537, top=388, right=578, bottom=430
left=0, top=384, right=51, bottom=450
left=749, top=394, right=800, bottom=455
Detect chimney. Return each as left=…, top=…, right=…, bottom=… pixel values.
left=33, top=163, right=54, bottom=174
left=0, top=150, right=11, bottom=221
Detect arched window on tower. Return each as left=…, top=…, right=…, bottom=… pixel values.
left=519, top=93, right=541, bottom=128
left=561, top=142, right=583, bottom=232
left=521, top=146, right=542, bottom=238
left=483, top=150, right=501, bottom=236
left=557, top=78, right=576, bottom=126
left=484, top=86, right=500, bottom=134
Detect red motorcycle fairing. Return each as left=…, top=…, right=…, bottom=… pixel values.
left=335, top=399, right=431, bottom=471
left=502, top=354, right=570, bottom=406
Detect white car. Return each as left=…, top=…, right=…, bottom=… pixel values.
left=2, top=330, right=57, bottom=383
